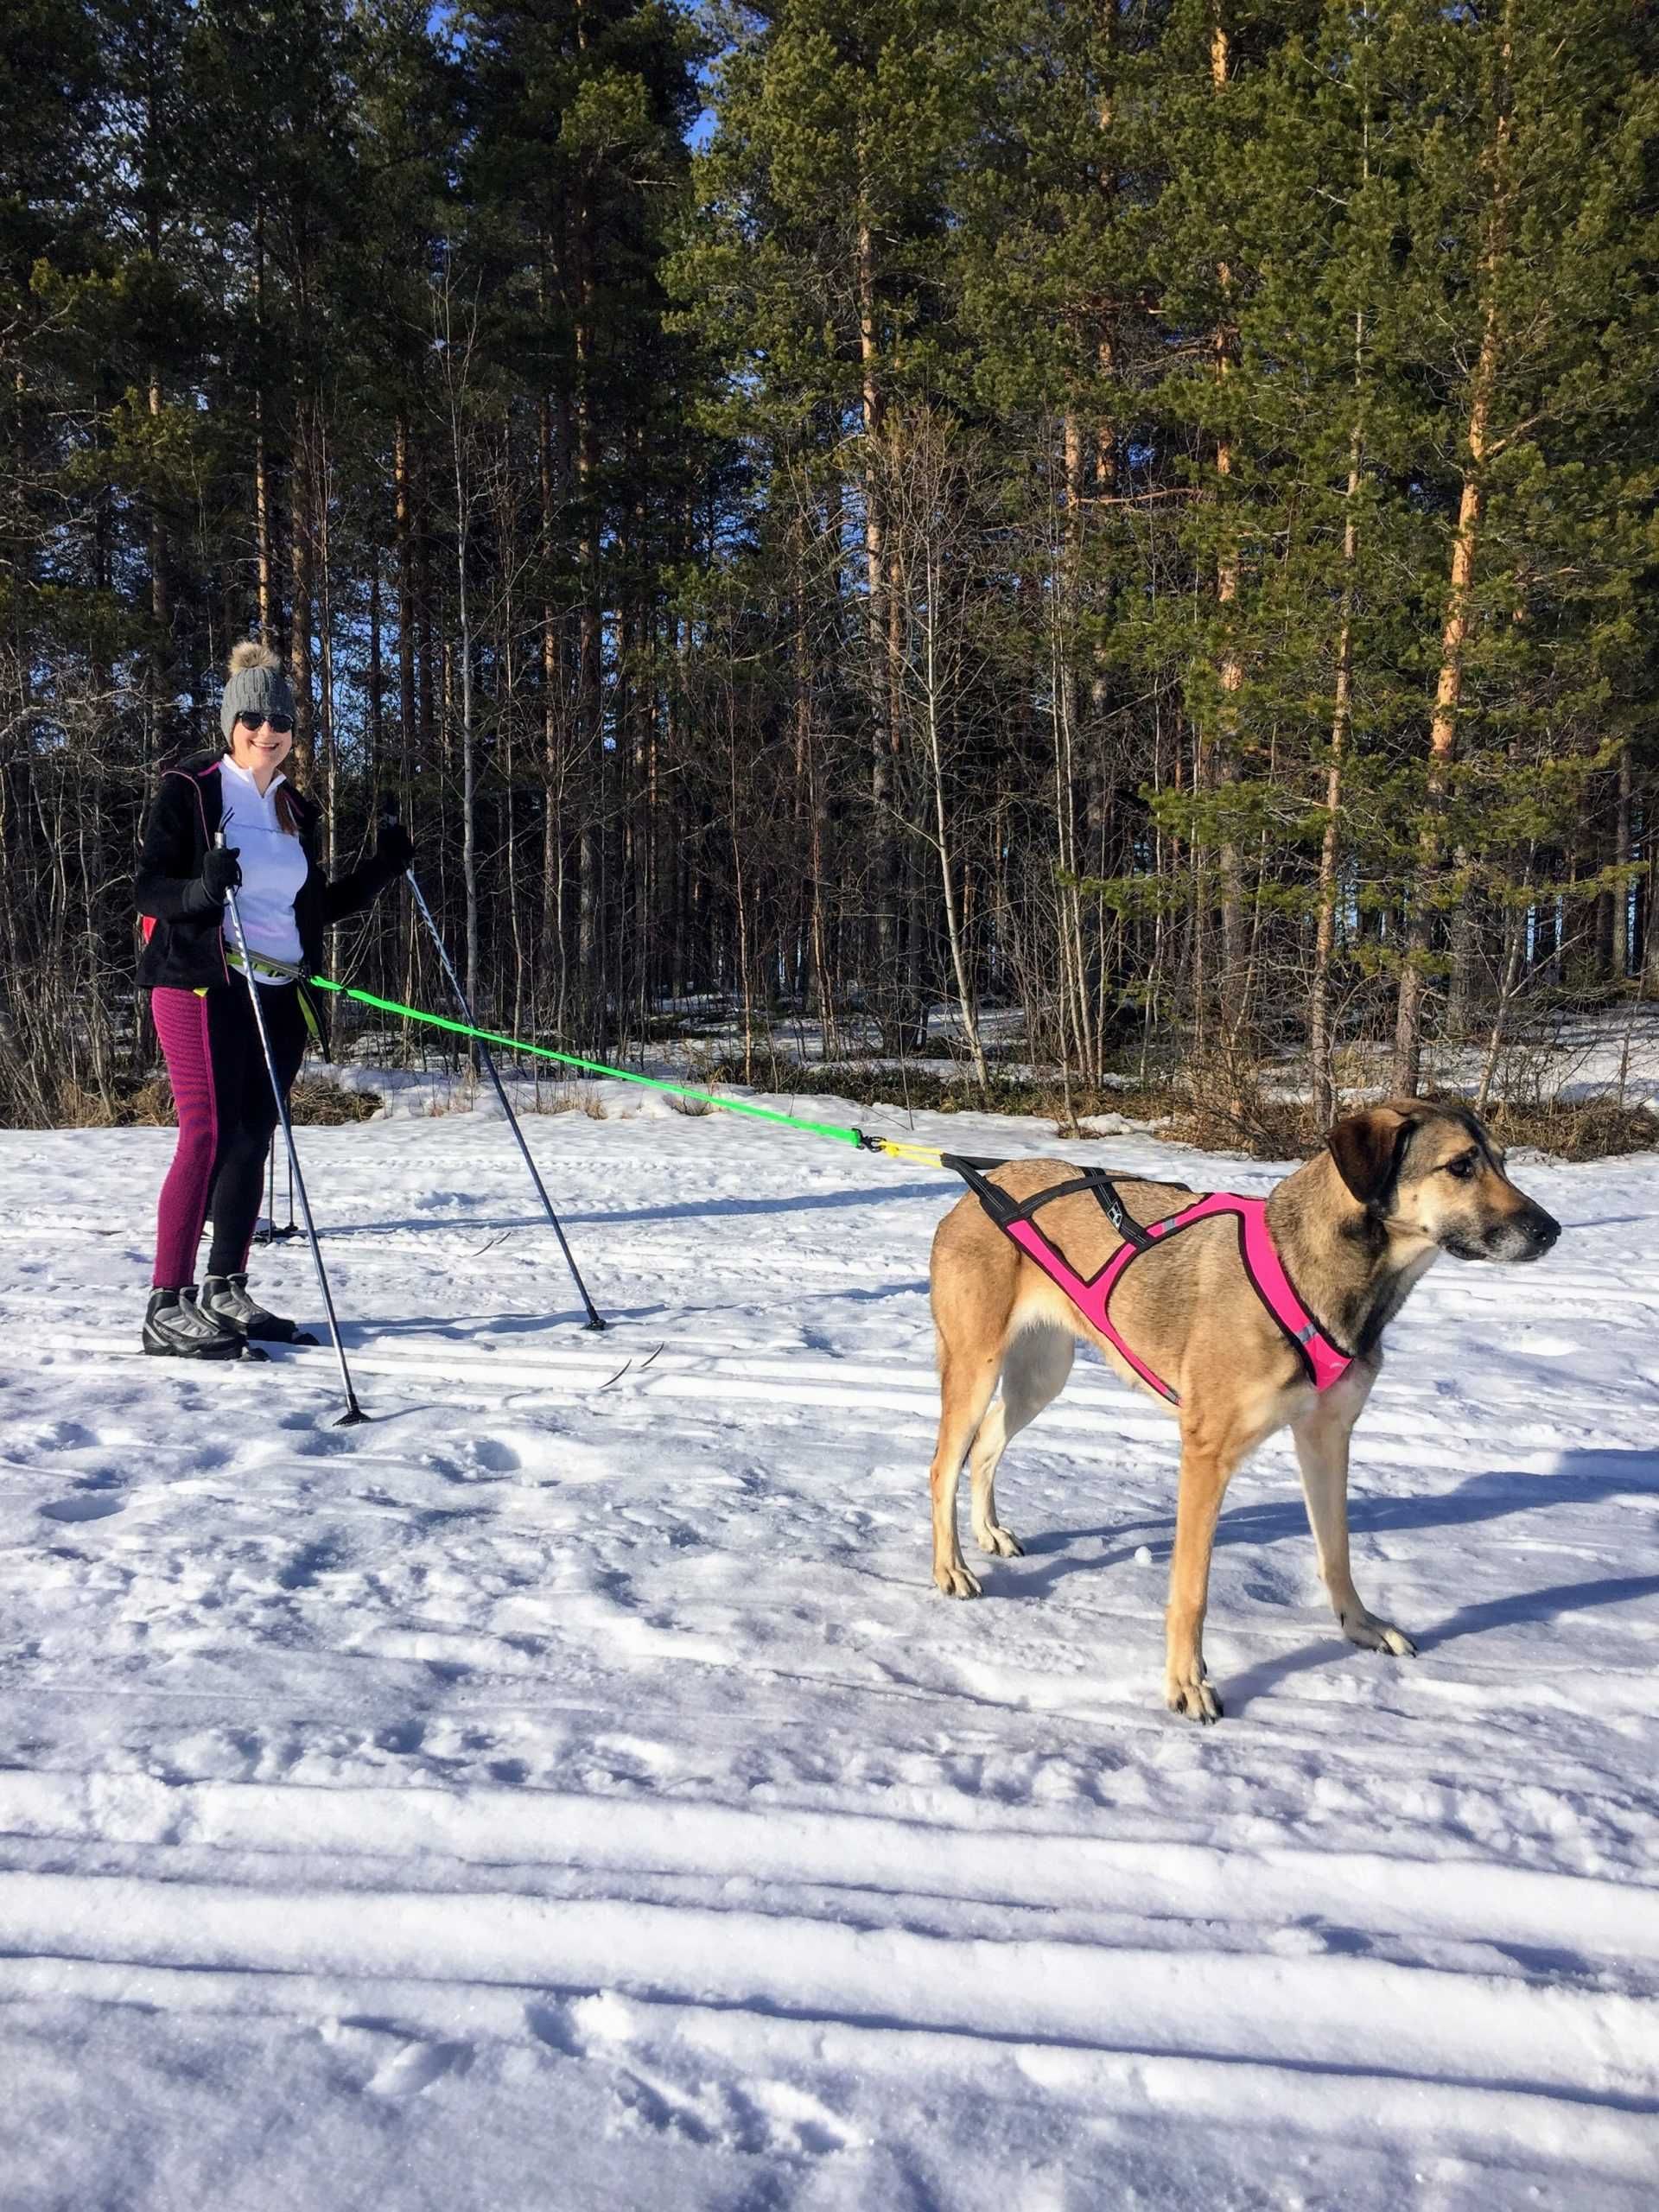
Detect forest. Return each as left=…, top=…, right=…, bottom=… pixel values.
left=2, top=0, right=1656, bottom=1135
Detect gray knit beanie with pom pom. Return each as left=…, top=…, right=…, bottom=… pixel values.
left=219, top=640, right=296, bottom=743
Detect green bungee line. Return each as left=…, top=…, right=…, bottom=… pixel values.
left=306, top=976, right=867, bottom=1148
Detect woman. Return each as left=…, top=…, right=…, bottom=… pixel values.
left=136, top=640, right=412, bottom=1357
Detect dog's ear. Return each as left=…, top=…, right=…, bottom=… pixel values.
left=1327, top=1106, right=1415, bottom=1209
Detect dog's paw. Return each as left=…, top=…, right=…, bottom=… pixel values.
left=973, top=1522, right=1024, bottom=1559
left=933, top=1560, right=983, bottom=1599
left=1165, top=1672, right=1224, bottom=1724
left=1340, top=1610, right=1417, bottom=1658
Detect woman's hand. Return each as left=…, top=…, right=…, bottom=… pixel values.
left=375, top=822, right=414, bottom=874
left=184, top=844, right=242, bottom=913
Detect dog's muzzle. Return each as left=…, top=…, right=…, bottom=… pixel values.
left=1450, top=1203, right=1560, bottom=1263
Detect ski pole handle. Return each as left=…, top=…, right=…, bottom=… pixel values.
left=199, top=827, right=242, bottom=906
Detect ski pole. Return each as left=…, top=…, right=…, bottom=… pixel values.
left=256, top=1135, right=299, bottom=1244
left=391, top=809, right=605, bottom=1331
left=219, top=837, right=369, bottom=1424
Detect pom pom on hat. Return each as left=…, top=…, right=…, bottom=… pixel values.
left=228, top=640, right=282, bottom=677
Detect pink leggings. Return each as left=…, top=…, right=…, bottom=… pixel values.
left=150, top=982, right=306, bottom=1287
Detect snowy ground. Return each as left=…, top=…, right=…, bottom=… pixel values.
left=1, top=1081, right=1656, bottom=2209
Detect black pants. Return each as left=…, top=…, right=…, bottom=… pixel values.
left=152, top=980, right=307, bottom=1286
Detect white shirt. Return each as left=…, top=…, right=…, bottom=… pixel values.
left=217, top=756, right=308, bottom=968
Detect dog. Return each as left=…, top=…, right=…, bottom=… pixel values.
left=925, top=1100, right=1560, bottom=1721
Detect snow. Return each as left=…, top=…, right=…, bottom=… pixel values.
left=1, top=1081, right=1656, bottom=2209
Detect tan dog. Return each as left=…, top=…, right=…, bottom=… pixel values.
left=926, top=1101, right=1560, bottom=1721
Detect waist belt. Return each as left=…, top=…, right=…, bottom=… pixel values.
left=226, top=947, right=322, bottom=1044
left=227, top=946, right=303, bottom=984
left=943, top=1157, right=1353, bottom=1404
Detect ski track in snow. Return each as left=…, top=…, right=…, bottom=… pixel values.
left=1, top=1091, right=1656, bottom=2209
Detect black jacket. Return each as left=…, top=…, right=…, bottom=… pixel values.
left=136, top=754, right=401, bottom=1004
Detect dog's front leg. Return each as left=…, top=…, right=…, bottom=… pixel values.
left=1291, top=1389, right=1416, bottom=1659
left=1166, top=1424, right=1236, bottom=1723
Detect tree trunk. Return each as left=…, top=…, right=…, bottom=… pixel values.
left=1392, top=380, right=1497, bottom=1091
left=1394, top=27, right=1512, bottom=1094
left=147, top=370, right=169, bottom=683
left=368, top=547, right=383, bottom=777
left=1210, top=13, right=1247, bottom=1044
left=790, top=500, right=836, bottom=1054
left=455, top=461, right=477, bottom=1010
left=287, top=414, right=315, bottom=782
left=573, top=204, right=604, bottom=1039
left=1476, top=874, right=1531, bottom=1114
left=415, top=431, right=435, bottom=776
left=856, top=211, right=899, bottom=1040
left=1445, top=852, right=1478, bottom=1038
left=497, top=416, right=525, bottom=1036
left=1612, top=741, right=1632, bottom=980
left=1056, top=417, right=1097, bottom=1084
left=394, top=412, right=416, bottom=783
left=538, top=386, right=569, bottom=1024
left=253, top=201, right=274, bottom=638
left=918, top=543, right=988, bottom=1090
left=142, top=52, right=169, bottom=696
left=1312, top=399, right=1363, bottom=1128
left=317, top=423, right=336, bottom=869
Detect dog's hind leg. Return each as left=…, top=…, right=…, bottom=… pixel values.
left=928, top=1344, right=1002, bottom=1599
left=968, top=1322, right=1072, bottom=1559
left=1291, top=1389, right=1416, bottom=1659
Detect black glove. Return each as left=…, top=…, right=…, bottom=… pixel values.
left=184, top=843, right=242, bottom=913
left=375, top=822, right=413, bottom=874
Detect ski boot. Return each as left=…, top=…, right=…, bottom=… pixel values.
left=201, top=1273, right=318, bottom=1345
left=143, top=1287, right=257, bottom=1361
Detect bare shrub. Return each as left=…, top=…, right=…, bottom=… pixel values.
left=527, top=1080, right=585, bottom=1116
left=289, top=1079, right=382, bottom=1125
left=1478, top=1096, right=1657, bottom=1160
left=48, top=1072, right=183, bottom=1128
left=127, top=1077, right=175, bottom=1124
left=53, top=1083, right=118, bottom=1129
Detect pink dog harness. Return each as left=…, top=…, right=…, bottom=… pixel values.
left=943, top=1157, right=1354, bottom=1406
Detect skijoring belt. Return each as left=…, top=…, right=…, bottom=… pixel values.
left=941, top=1156, right=1354, bottom=1405
left=225, top=945, right=323, bottom=1044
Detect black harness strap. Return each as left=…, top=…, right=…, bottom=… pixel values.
left=941, top=1155, right=1157, bottom=1254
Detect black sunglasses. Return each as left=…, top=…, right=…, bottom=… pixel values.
left=235, top=710, right=294, bottom=734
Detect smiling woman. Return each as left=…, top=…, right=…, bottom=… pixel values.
left=132, top=640, right=413, bottom=1361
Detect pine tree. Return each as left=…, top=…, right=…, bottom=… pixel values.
left=1384, top=0, right=1659, bottom=1089
left=672, top=0, right=966, bottom=1048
